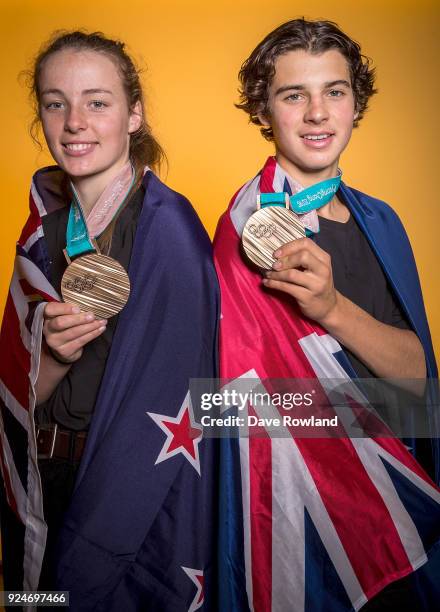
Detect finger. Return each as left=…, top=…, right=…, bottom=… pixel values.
left=44, top=301, right=81, bottom=319
left=265, top=268, right=314, bottom=290
left=46, top=311, right=100, bottom=333
left=262, top=277, right=310, bottom=301
left=273, top=237, right=308, bottom=258
left=274, top=237, right=329, bottom=265
left=57, top=325, right=107, bottom=356
left=48, top=320, right=107, bottom=348
left=272, top=249, right=327, bottom=275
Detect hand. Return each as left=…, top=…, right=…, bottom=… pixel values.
left=262, top=237, right=338, bottom=325
left=43, top=302, right=107, bottom=364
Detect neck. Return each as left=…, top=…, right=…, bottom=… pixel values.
left=275, top=151, right=349, bottom=222
left=317, top=196, right=350, bottom=222
left=70, top=157, right=130, bottom=216
left=275, top=151, right=339, bottom=188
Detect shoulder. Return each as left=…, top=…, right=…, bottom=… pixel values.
left=340, top=183, right=407, bottom=234
left=142, top=171, right=199, bottom=216
left=342, top=183, right=398, bottom=216
left=141, top=171, right=212, bottom=254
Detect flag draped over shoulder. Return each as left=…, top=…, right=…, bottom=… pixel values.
left=0, top=167, right=220, bottom=611
left=213, top=157, right=440, bottom=612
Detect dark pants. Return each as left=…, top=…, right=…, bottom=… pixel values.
left=0, top=458, right=79, bottom=598
left=361, top=574, right=428, bottom=611
left=37, top=458, right=79, bottom=589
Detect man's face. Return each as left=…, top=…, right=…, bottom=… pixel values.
left=261, top=49, right=357, bottom=185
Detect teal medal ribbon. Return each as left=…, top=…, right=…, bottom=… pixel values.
left=66, top=191, right=97, bottom=259
left=289, top=174, right=341, bottom=214
left=66, top=168, right=135, bottom=260
left=61, top=166, right=135, bottom=319
left=259, top=172, right=342, bottom=236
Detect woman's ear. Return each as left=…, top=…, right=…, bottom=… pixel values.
left=129, top=101, right=143, bottom=133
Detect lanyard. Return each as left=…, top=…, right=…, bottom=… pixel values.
left=259, top=173, right=342, bottom=213
left=65, top=166, right=135, bottom=259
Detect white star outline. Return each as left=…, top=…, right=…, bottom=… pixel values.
left=147, top=391, right=203, bottom=475
left=182, top=566, right=204, bottom=612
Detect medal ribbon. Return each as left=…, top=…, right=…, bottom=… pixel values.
left=65, top=162, right=135, bottom=259
left=259, top=169, right=342, bottom=235
left=260, top=173, right=341, bottom=212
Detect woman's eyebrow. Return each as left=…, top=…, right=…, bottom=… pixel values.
left=40, top=88, right=114, bottom=96
left=40, top=88, right=65, bottom=96
left=82, top=88, right=114, bottom=95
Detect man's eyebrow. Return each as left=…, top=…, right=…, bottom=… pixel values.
left=274, top=79, right=351, bottom=95
left=324, top=79, right=351, bottom=89
left=274, top=84, right=306, bottom=95
left=40, top=88, right=114, bottom=96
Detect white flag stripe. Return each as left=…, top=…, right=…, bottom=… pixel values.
left=273, top=163, right=287, bottom=192
left=239, top=436, right=254, bottom=612
left=0, top=418, right=28, bottom=524
left=353, top=439, right=427, bottom=571
left=222, top=370, right=260, bottom=611
left=374, top=443, right=440, bottom=504
left=16, top=255, right=61, bottom=301
left=10, top=269, right=32, bottom=353
left=251, top=395, right=365, bottom=611
left=31, top=181, right=47, bottom=218
left=0, top=380, right=29, bottom=430
left=22, top=225, right=45, bottom=254
left=270, top=437, right=306, bottom=612
left=299, top=333, right=347, bottom=380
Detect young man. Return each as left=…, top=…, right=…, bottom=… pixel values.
left=213, top=19, right=439, bottom=611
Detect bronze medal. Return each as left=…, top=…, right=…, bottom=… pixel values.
left=242, top=204, right=305, bottom=270
left=61, top=252, right=130, bottom=319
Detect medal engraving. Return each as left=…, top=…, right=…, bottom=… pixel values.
left=61, top=253, right=130, bottom=319
left=248, top=223, right=277, bottom=239
left=64, top=273, right=97, bottom=293
left=242, top=207, right=305, bottom=269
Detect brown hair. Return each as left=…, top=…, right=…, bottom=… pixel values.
left=236, top=18, right=377, bottom=140
left=26, top=30, right=165, bottom=252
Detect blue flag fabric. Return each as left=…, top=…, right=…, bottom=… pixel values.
left=53, top=171, right=220, bottom=610
left=339, top=183, right=439, bottom=483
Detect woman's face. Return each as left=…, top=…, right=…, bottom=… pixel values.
left=39, top=49, right=141, bottom=184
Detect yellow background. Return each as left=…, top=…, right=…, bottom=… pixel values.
left=0, top=0, right=439, bottom=361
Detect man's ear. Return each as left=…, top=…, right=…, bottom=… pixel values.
left=354, top=108, right=359, bottom=122
left=257, top=112, right=271, bottom=127
left=129, top=101, right=143, bottom=133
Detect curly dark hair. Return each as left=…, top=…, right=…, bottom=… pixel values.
left=237, top=18, right=377, bottom=140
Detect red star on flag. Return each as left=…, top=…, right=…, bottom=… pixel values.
left=182, top=566, right=204, bottom=612
left=147, top=391, right=203, bottom=475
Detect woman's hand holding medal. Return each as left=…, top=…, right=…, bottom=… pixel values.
left=43, top=301, right=107, bottom=365
left=262, top=237, right=340, bottom=325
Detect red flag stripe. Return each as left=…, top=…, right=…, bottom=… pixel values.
left=0, top=293, right=31, bottom=410
left=249, top=424, right=272, bottom=612
left=294, top=436, right=412, bottom=594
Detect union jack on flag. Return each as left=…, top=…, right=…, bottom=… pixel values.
left=0, top=173, right=59, bottom=590
left=213, top=157, right=440, bottom=611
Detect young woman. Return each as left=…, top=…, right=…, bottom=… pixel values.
left=0, top=31, right=218, bottom=610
